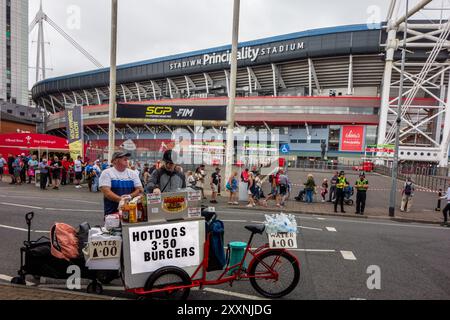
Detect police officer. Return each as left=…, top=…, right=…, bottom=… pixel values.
left=355, top=172, right=369, bottom=215
left=334, top=171, right=349, bottom=213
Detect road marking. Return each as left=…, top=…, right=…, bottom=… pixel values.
left=298, top=225, right=323, bottom=231
left=326, top=227, right=337, bottom=232
left=201, top=287, right=270, bottom=300
left=0, top=224, right=48, bottom=233
left=340, top=251, right=357, bottom=260
left=0, top=194, right=99, bottom=205
left=0, top=274, right=34, bottom=286
left=0, top=202, right=43, bottom=210
left=45, top=208, right=103, bottom=213
left=316, top=217, right=326, bottom=220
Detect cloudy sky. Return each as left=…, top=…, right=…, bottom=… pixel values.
left=28, top=0, right=396, bottom=87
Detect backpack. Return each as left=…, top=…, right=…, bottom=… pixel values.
left=404, top=183, right=412, bottom=196
left=50, top=223, right=79, bottom=261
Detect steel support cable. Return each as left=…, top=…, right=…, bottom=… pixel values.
left=45, top=15, right=103, bottom=68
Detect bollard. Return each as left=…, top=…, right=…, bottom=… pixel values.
left=435, top=189, right=442, bottom=211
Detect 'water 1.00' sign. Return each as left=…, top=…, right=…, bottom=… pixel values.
left=128, top=221, right=202, bottom=275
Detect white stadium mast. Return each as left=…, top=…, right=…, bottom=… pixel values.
left=29, top=0, right=104, bottom=83
left=378, top=0, right=450, bottom=167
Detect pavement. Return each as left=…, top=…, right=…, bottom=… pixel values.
left=0, top=170, right=449, bottom=300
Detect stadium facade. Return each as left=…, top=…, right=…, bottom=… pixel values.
left=30, top=22, right=450, bottom=165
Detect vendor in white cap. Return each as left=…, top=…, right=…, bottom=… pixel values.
left=99, top=152, right=143, bottom=216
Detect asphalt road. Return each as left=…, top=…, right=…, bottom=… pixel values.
left=0, top=183, right=449, bottom=300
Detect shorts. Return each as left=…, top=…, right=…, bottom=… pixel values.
left=211, top=183, right=218, bottom=193
left=52, top=171, right=61, bottom=180
left=75, top=172, right=83, bottom=180
left=279, top=185, right=287, bottom=196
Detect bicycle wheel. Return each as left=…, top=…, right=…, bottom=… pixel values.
left=249, top=250, right=300, bottom=298
left=144, top=266, right=191, bottom=300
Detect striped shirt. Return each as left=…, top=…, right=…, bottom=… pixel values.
left=99, top=167, right=142, bottom=215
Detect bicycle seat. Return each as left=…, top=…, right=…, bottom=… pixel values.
left=245, top=225, right=265, bottom=234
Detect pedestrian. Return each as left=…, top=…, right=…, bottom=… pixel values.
left=246, top=172, right=257, bottom=207
left=226, top=171, right=239, bottom=205
left=101, top=159, right=109, bottom=171
left=27, top=155, right=38, bottom=184
left=74, top=155, right=84, bottom=188
left=304, top=174, right=316, bottom=204
left=130, top=164, right=140, bottom=178
left=254, top=172, right=267, bottom=207
left=142, top=167, right=151, bottom=188
left=440, top=180, right=450, bottom=226
left=241, top=168, right=249, bottom=183
left=194, top=166, right=206, bottom=200
left=20, top=153, right=27, bottom=184
left=51, top=156, right=62, bottom=189
left=355, top=172, right=369, bottom=215
left=61, top=156, right=70, bottom=185
left=267, top=171, right=279, bottom=205
left=0, top=153, right=6, bottom=182
left=334, top=171, right=349, bottom=213
left=91, top=160, right=102, bottom=192
left=38, top=158, right=49, bottom=190
left=320, top=178, right=328, bottom=202
left=210, top=167, right=220, bottom=204
left=186, top=170, right=196, bottom=189
left=13, top=155, right=22, bottom=185
left=85, top=160, right=94, bottom=192
left=277, top=169, right=290, bottom=207
left=328, top=171, right=338, bottom=202
left=400, top=177, right=415, bottom=212
left=7, top=154, right=16, bottom=184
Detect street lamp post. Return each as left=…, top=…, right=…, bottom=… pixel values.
left=389, top=0, right=408, bottom=217
left=225, top=0, right=240, bottom=189
left=107, top=0, right=118, bottom=163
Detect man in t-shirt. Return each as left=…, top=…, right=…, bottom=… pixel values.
left=210, top=167, right=221, bottom=204
left=99, top=152, right=143, bottom=216
left=61, top=156, right=70, bottom=185
left=51, top=156, right=62, bottom=190
left=74, top=155, right=84, bottom=188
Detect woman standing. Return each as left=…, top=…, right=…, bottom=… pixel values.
left=226, top=171, right=239, bottom=205
left=246, top=172, right=257, bottom=207
left=27, top=155, right=39, bottom=184
left=320, top=178, right=329, bottom=202
left=304, top=174, right=316, bottom=203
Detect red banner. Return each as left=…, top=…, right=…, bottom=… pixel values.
left=340, top=126, right=365, bottom=152
left=0, top=133, right=69, bottom=150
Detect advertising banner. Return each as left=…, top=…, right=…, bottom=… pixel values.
left=65, top=105, right=83, bottom=159
left=117, top=104, right=227, bottom=121
left=340, top=125, right=365, bottom=152
left=128, top=220, right=202, bottom=275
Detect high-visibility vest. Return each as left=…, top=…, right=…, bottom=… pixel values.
left=356, top=179, right=368, bottom=191
left=336, top=176, right=347, bottom=189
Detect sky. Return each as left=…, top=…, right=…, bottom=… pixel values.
left=28, top=0, right=395, bottom=87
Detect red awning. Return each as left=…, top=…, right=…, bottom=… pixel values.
left=0, top=133, right=69, bottom=150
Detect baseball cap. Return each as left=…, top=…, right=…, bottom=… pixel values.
left=112, top=152, right=131, bottom=161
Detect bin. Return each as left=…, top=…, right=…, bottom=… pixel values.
left=228, top=241, right=247, bottom=275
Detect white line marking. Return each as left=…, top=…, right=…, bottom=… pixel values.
left=326, top=227, right=337, bottom=232
left=0, top=274, right=35, bottom=286
left=0, top=224, right=28, bottom=232
left=45, top=208, right=103, bottom=212
left=298, top=225, right=323, bottom=231
left=0, top=224, right=48, bottom=233
left=340, top=251, right=357, bottom=260
left=202, top=287, right=269, bottom=300
left=0, top=194, right=99, bottom=205
left=0, top=202, right=43, bottom=209
left=316, top=217, right=326, bottom=220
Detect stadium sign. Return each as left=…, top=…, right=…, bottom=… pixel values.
left=169, top=41, right=305, bottom=70
left=117, top=103, right=227, bottom=121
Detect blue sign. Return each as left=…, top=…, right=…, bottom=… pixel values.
left=280, top=144, right=290, bottom=154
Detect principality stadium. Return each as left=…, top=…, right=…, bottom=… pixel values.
left=30, top=20, right=450, bottom=166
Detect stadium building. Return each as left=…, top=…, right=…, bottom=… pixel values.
left=30, top=22, right=450, bottom=165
